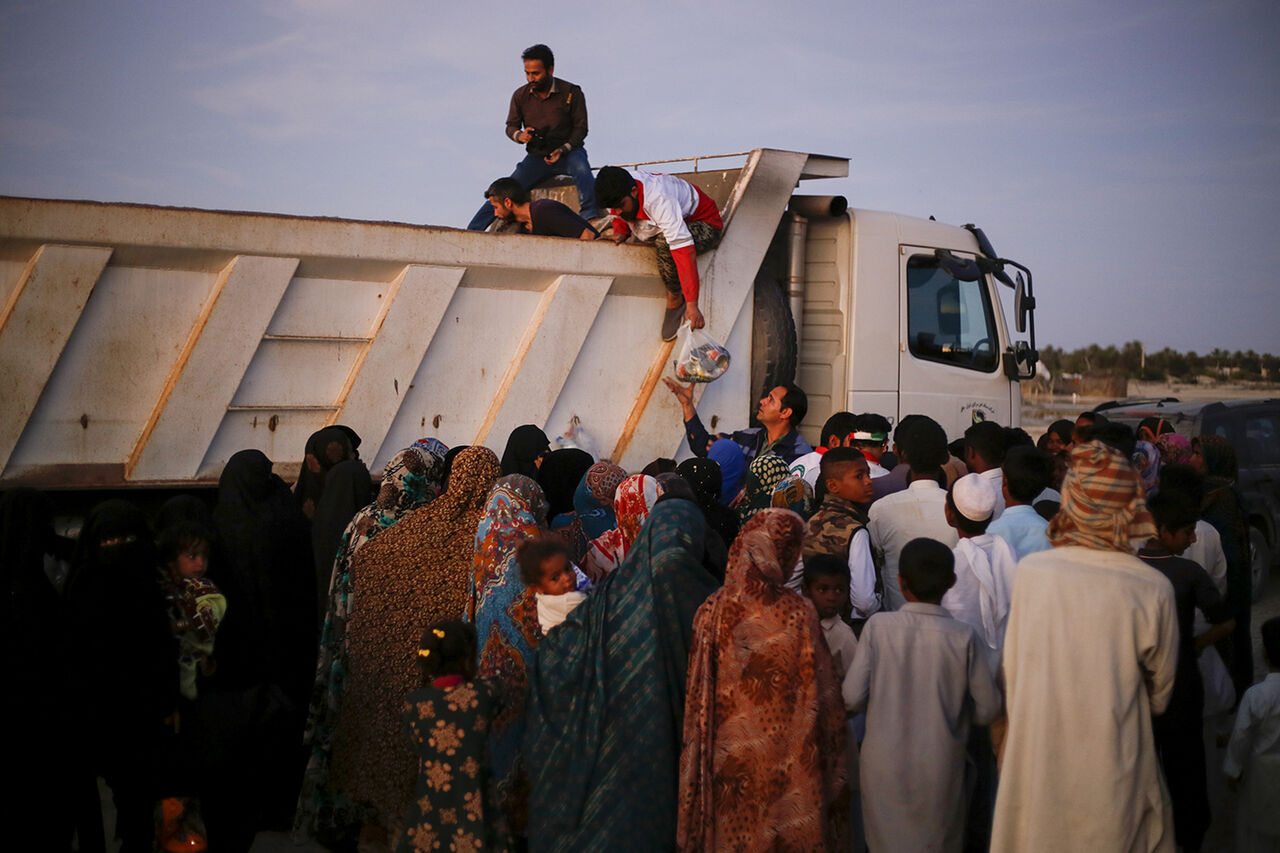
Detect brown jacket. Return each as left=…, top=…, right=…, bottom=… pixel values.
left=505, top=77, right=588, bottom=153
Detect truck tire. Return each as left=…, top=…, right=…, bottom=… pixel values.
left=749, top=272, right=797, bottom=426
left=1250, top=525, right=1270, bottom=602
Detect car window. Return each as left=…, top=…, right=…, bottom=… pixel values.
left=1243, top=412, right=1280, bottom=465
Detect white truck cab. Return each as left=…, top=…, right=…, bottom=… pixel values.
left=817, top=207, right=1037, bottom=441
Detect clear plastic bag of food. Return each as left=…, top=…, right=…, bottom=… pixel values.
left=552, top=414, right=599, bottom=460
left=674, top=323, right=731, bottom=383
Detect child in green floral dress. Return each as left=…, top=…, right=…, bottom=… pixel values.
left=398, top=620, right=510, bottom=853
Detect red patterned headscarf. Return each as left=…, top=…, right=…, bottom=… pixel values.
left=615, top=474, right=661, bottom=550
left=1048, top=441, right=1155, bottom=552
left=580, top=474, right=661, bottom=581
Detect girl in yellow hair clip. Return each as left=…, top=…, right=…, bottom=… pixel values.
left=400, top=620, right=511, bottom=851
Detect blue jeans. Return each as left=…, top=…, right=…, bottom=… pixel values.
left=467, top=145, right=601, bottom=231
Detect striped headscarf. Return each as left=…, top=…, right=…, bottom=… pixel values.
left=1047, top=441, right=1155, bottom=552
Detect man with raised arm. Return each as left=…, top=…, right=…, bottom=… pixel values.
left=594, top=165, right=723, bottom=341
left=663, top=379, right=812, bottom=465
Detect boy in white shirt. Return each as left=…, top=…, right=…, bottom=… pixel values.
left=803, top=555, right=859, bottom=678
left=1224, top=617, right=1280, bottom=853
left=802, top=553, right=863, bottom=851
left=844, top=538, right=1002, bottom=853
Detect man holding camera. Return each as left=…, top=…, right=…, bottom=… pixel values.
left=466, top=44, right=601, bottom=231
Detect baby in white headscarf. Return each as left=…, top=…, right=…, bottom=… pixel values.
left=517, top=537, right=591, bottom=635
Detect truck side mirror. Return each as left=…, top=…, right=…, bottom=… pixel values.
left=1003, top=341, right=1039, bottom=381
left=1014, top=273, right=1028, bottom=334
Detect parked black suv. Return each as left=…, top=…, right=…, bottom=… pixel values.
left=1093, top=397, right=1280, bottom=600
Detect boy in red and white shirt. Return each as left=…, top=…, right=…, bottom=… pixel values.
left=593, top=165, right=723, bottom=340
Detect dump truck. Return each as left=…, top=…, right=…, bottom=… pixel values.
left=0, top=148, right=1039, bottom=495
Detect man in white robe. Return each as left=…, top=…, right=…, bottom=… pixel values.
left=991, top=441, right=1178, bottom=853
left=940, top=474, right=1018, bottom=675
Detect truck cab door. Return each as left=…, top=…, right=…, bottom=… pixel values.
left=897, top=247, right=1013, bottom=438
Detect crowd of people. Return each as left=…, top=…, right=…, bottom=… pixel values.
left=4, top=383, right=1279, bottom=853
left=5, top=32, right=1274, bottom=853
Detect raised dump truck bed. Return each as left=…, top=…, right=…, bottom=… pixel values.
left=0, top=149, right=848, bottom=488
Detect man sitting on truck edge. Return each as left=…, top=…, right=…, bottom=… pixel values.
left=594, top=165, right=723, bottom=341
left=484, top=178, right=598, bottom=240
left=466, top=44, right=601, bottom=232
left=664, top=379, right=813, bottom=465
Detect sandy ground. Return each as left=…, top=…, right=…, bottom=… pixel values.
left=1126, top=380, right=1280, bottom=404
left=1021, top=380, right=1280, bottom=436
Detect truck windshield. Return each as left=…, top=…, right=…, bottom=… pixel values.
left=905, top=254, right=999, bottom=372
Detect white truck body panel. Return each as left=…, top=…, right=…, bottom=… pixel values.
left=0, top=148, right=1025, bottom=490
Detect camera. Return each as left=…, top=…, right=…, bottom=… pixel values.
left=525, top=128, right=558, bottom=158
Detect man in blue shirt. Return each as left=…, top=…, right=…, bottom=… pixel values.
left=663, top=379, right=813, bottom=464
left=987, top=445, right=1052, bottom=560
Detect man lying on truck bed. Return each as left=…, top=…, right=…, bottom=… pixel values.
left=483, top=178, right=599, bottom=240
left=594, top=165, right=723, bottom=341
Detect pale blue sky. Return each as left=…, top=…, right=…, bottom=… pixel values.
left=2, top=0, right=1277, bottom=354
